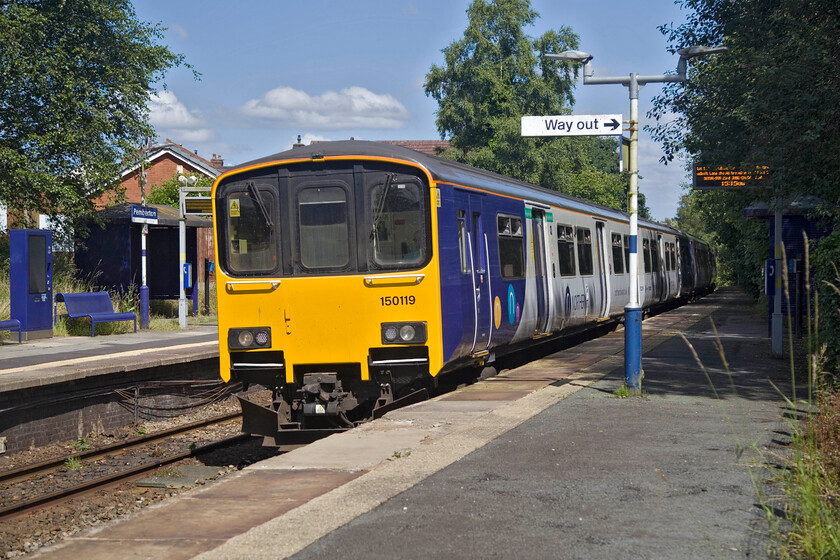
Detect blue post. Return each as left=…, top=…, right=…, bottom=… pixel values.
left=140, top=284, right=150, bottom=329
left=624, top=306, right=643, bottom=390
left=191, top=282, right=198, bottom=316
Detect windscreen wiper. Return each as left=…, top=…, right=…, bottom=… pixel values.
left=370, top=173, right=396, bottom=240
left=247, top=181, right=273, bottom=229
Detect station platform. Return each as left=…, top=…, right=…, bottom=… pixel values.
left=32, top=288, right=789, bottom=560
left=0, top=324, right=219, bottom=393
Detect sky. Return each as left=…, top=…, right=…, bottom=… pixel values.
left=133, top=0, right=697, bottom=222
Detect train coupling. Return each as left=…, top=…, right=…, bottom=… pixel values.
left=295, top=373, right=358, bottom=416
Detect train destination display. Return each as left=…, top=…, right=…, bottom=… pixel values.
left=692, top=164, right=770, bottom=189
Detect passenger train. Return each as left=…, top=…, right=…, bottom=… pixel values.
left=211, top=141, right=715, bottom=442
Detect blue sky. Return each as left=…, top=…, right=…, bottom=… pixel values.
left=134, top=0, right=696, bottom=221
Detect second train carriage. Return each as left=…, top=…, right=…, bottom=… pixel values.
left=211, top=140, right=715, bottom=441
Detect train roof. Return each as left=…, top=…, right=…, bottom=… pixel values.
left=231, top=140, right=695, bottom=240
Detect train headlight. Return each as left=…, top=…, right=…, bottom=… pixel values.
left=381, top=322, right=427, bottom=345
left=399, top=325, right=415, bottom=342
left=228, top=327, right=271, bottom=350
left=238, top=331, right=254, bottom=347
left=383, top=325, right=399, bottom=342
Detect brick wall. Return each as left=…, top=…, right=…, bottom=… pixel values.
left=0, top=359, right=221, bottom=453
left=99, top=153, right=209, bottom=208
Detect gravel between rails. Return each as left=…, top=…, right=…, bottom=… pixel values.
left=0, top=392, right=279, bottom=559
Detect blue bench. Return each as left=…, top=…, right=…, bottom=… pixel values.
left=55, top=292, right=137, bottom=336
left=0, top=319, right=21, bottom=343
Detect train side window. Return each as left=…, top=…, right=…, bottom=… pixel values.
left=498, top=214, right=524, bottom=279
left=457, top=211, right=470, bottom=274
left=473, top=213, right=486, bottom=273
left=623, top=234, right=630, bottom=272
left=223, top=182, right=279, bottom=274
left=652, top=242, right=660, bottom=273
left=299, top=186, right=349, bottom=269
left=557, top=225, right=576, bottom=277
left=577, top=227, right=593, bottom=276
left=611, top=233, right=625, bottom=274
left=643, top=239, right=651, bottom=273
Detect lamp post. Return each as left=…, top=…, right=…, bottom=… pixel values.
left=547, top=45, right=727, bottom=392
left=178, top=174, right=198, bottom=329
left=139, top=152, right=150, bottom=330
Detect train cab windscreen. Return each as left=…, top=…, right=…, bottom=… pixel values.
left=217, top=165, right=430, bottom=277
left=369, top=175, right=426, bottom=267
left=223, top=181, right=279, bottom=274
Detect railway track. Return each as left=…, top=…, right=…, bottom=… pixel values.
left=0, top=412, right=248, bottom=520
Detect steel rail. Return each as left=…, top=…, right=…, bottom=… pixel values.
left=0, top=411, right=242, bottom=485
left=0, top=433, right=250, bottom=520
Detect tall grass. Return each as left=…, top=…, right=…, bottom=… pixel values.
left=770, top=235, right=840, bottom=558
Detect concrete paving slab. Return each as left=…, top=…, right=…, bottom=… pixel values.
left=249, top=425, right=436, bottom=471
left=37, top=469, right=363, bottom=559
left=36, top=538, right=217, bottom=560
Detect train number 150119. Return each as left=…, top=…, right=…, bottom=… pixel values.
left=380, top=295, right=416, bottom=306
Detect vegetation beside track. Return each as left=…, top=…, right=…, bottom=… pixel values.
left=0, top=248, right=216, bottom=341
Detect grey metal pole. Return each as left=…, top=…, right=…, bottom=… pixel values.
left=178, top=186, right=188, bottom=329
left=624, top=73, right=642, bottom=389
left=139, top=154, right=150, bottom=330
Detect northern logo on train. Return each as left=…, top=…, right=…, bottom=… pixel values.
left=507, top=284, right=516, bottom=325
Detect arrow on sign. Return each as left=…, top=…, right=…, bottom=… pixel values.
left=603, top=118, right=620, bottom=131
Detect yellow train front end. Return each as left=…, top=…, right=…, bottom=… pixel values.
left=212, top=144, right=442, bottom=441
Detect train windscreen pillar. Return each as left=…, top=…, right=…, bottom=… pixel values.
left=10, top=229, right=53, bottom=340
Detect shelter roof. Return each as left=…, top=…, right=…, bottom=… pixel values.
left=96, top=203, right=211, bottom=228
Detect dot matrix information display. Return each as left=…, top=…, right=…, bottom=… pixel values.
left=692, top=164, right=770, bottom=190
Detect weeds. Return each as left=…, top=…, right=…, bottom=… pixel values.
left=613, top=384, right=631, bottom=398
left=72, top=437, right=90, bottom=452
left=64, top=457, right=82, bottom=471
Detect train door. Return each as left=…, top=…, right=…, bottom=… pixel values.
left=657, top=234, right=668, bottom=303
left=529, top=206, right=551, bottom=335
left=455, top=190, right=492, bottom=356
left=594, top=222, right=611, bottom=318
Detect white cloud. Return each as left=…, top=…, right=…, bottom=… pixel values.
left=148, top=90, right=216, bottom=142
left=240, top=86, right=411, bottom=129
left=168, top=23, right=188, bottom=40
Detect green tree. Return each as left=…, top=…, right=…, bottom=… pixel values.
left=649, top=0, right=840, bottom=210
left=0, top=0, right=192, bottom=231
left=424, top=0, right=646, bottom=216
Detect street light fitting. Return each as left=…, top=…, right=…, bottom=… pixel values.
left=546, top=50, right=593, bottom=64
left=677, top=45, right=728, bottom=59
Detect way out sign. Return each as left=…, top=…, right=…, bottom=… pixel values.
left=521, top=114, right=623, bottom=137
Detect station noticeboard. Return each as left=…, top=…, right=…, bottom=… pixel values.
left=183, top=196, right=212, bottom=216
left=692, top=164, right=770, bottom=190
